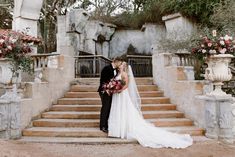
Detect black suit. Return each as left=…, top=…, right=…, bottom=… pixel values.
left=98, top=64, right=117, bottom=130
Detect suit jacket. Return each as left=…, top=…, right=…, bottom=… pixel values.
left=97, top=64, right=116, bottom=92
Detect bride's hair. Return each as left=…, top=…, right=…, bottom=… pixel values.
left=122, top=62, right=128, bottom=72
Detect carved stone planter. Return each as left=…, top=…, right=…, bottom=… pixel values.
left=200, top=95, right=235, bottom=143
left=204, top=54, right=234, bottom=96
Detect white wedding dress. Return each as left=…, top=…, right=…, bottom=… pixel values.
left=108, top=72, right=193, bottom=149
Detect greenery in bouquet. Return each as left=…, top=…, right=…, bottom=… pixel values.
left=0, top=29, right=41, bottom=82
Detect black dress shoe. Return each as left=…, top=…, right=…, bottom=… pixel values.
left=100, top=127, right=108, bottom=133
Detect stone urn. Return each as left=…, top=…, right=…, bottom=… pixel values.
left=204, top=54, right=234, bottom=96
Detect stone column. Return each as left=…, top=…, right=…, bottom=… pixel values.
left=13, top=0, right=43, bottom=36
left=201, top=95, right=235, bottom=143
left=13, top=0, right=43, bottom=53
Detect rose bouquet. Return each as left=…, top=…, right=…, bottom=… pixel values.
left=102, top=78, right=126, bottom=95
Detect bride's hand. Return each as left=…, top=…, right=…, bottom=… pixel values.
left=117, top=90, right=122, bottom=93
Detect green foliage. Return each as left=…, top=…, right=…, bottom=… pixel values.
left=210, top=0, right=235, bottom=33
left=0, top=0, right=13, bottom=29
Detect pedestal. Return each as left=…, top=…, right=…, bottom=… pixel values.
left=0, top=85, right=21, bottom=139
left=201, top=95, right=234, bottom=143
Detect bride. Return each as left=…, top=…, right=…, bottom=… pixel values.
left=108, top=62, right=193, bottom=148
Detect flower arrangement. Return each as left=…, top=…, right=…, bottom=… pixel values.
left=102, top=78, right=126, bottom=95
left=192, top=30, right=235, bottom=59
left=0, top=29, right=41, bottom=84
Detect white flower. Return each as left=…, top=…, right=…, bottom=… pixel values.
left=201, top=44, right=205, bottom=48
left=7, top=45, right=12, bottom=50
left=208, top=43, right=212, bottom=47
left=0, top=50, right=2, bottom=54
left=11, top=38, right=17, bottom=43
left=209, top=50, right=216, bottom=54
left=0, top=39, right=4, bottom=43
left=202, top=49, right=207, bottom=53
left=212, top=30, right=217, bottom=37
left=224, top=35, right=230, bottom=41
left=220, top=40, right=225, bottom=45
left=220, top=48, right=227, bottom=54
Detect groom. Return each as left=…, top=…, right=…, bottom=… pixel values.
left=97, top=57, right=123, bottom=133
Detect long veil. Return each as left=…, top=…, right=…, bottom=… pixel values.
left=127, top=65, right=142, bottom=113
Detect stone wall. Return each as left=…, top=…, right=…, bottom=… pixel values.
left=109, top=24, right=165, bottom=58
left=152, top=52, right=210, bottom=128
left=19, top=55, right=74, bottom=129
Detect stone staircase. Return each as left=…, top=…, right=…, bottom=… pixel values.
left=20, top=78, right=204, bottom=144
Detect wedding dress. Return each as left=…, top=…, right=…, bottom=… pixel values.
left=108, top=67, right=193, bottom=149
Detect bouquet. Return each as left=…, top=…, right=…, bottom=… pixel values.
left=102, top=78, right=126, bottom=95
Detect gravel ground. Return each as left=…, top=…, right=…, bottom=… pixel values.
left=0, top=140, right=235, bottom=157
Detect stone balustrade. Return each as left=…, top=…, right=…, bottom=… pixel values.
left=30, top=53, right=60, bottom=82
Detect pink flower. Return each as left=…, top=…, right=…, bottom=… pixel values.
left=208, top=43, right=212, bottom=47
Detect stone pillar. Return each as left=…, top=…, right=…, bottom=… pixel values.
left=13, top=0, right=43, bottom=54
left=162, top=13, right=197, bottom=40
left=0, top=85, right=21, bottom=139
left=201, top=95, right=235, bottom=143
left=13, top=0, right=43, bottom=36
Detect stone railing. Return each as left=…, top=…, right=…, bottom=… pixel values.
left=74, top=55, right=112, bottom=78
left=31, top=53, right=60, bottom=69
left=127, top=55, right=152, bottom=77
left=174, top=52, right=235, bottom=96
left=30, top=53, right=60, bottom=82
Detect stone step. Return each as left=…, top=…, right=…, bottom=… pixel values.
left=64, top=91, right=164, bottom=98
left=33, top=118, right=193, bottom=128
left=70, top=85, right=158, bottom=92
left=22, top=126, right=203, bottom=137
left=72, top=77, right=153, bottom=86
left=19, top=137, right=137, bottom=144
left=19, top=136, right=210, bottom=144
left=50, top=104, right=176, bottom=112
left=57, top=97, right=170, bottom=105
left=42, top=111, right=184, bottom=119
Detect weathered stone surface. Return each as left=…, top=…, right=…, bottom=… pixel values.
left=162, top=13, right=197, bottom=40
left=13, top=0, right=43, bottom=37
left=0, top=85, right=21, bottom=139
left=110, top=24, right=165, bottom=58
left=199, top=95, right=235, bottom=143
